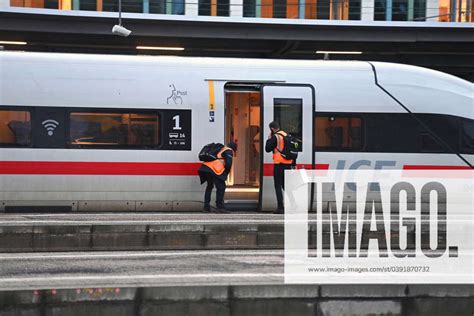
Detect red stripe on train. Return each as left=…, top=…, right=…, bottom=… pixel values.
left=262, top=163, right=330, bottom=177
left=0, top=161, right=330, bottom=176
left=403, top=165, right=472, bottom=170
left=0, top=161, right=202, bottom=175
left=0, top=162, right=470, bottom=176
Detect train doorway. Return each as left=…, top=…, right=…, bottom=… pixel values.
left=224, top=84, right=262, bottom=210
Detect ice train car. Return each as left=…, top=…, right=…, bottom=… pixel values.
left=0, top=52, right=472, bottom=212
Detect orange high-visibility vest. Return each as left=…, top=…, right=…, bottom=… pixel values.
left=273, top=131, right=293, bottom=164
left=203, top=146, right=233, bottom=175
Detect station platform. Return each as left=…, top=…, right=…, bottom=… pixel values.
left=0, top=214, right=472, bottom=315
left=0, top=249, right=473, bottom=316
left=0, top=213, right=288, bottom=252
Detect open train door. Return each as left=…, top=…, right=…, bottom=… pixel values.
left=260, top=84, right=315, bottom=212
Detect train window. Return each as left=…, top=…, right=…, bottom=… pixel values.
left=461, top=119, right=474, bottom=154
left=416, top=114, right=459, bottom=153
left=366, top=113, right=421, bottom=153
left=69, top=112, right=160, bottom=148
left=315, top=115, right=363, bottom=151
left=0, top=110, right=31, bottom=146
left=420, top=133, right=444, bottom=153
left=274, top=98, right=303, bottom=150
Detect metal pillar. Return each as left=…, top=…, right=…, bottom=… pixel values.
left=231, top=0, right=244, bottom=16
left=425, top=0, right=439, bottom=21
left=408, top=0, right=414, bottom=19
left=299, top=0, right=305, bottom=18
left=386, top=0, right=393, bottom=20
left=361, top=0, right=375, bottom=20
left=143, top=0, right=149, bottom=13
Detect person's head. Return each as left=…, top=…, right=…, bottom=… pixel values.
left=269, top=121, right=280, bottom=133
left=227, top=142, right=238, bottom=152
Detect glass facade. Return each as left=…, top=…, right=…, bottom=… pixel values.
left=199, top=0, right=229, bottom=16
left=241, top=0, right=361, bottom=19
left=12, top=0, right=185, bottom=13
left=8, top=0, right=474, bottom=21
left=374, top=0, right=427, bottom=21
left=438, top=0, right=473, bottom=21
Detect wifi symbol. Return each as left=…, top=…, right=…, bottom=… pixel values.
left=42, top=119, right=59, bottom=136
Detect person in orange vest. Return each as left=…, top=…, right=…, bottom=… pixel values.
left=198, top=142, right=237, bottom=213
left=265, top=121, right=295, bottom=214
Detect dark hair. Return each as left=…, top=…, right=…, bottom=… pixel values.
left=227, top=142, right=238, bottom=151
left=269, top=121, right=280, bottom=130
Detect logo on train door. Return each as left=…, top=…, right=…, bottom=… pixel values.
left=166, top=84, right=188, bottom=105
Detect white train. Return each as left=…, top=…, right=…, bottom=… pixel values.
left=0, top=52, right=472, bottom=212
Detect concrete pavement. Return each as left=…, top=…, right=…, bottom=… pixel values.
left=0, top=213, right=290, bottom=252
left=0, top=213, right=287, bottom=226
left=0, top=250, right=284, bottom=291
left=0, top=249, right=473, bottom=315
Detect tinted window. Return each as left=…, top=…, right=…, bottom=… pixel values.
left=366, top=113, right=422, bottom=152
left=461, top=119, right=474, bottom=154
left=243, top=0, right=256, bottom=16
left=348, top=0, right=362, bottom=20
left=80, top=0, right=97, bottom=11
left=149, top=0, right=166, bottom=13
left=317, top=0, right=330, bottom=18
left=274, top=98, right=303, bottom=150
left=69, top=112, right=160, bottom=147
left=416, top=114, right=460, bottom=152
left=216, top=0, right=229, bottom=15
left=315, top=113, right=467, bottom=154
left=0, top=110, right=31, bottom=146
left=199, top=0, right=229, bottom=15
left=315, top=115, right=363, bottom=151
left=273, top=0, right=286, bottom=18
left=420, top=133, right=444, bottom=153
left=103, top=0, right=141, bottom=12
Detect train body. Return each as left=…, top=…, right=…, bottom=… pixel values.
left=0, top=52, right=472, bottom=212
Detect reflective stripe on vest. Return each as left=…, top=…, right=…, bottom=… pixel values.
left=203, top=146, right=233, bottom=175
left=273, top=131, right=293, bottom=164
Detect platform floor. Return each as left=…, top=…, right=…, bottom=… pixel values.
left=0, top=212, right=287, bottom=226
left=0, top=249, right=283, bottom=291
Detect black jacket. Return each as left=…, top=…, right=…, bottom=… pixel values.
left=265, top=131, right=280, bottom=153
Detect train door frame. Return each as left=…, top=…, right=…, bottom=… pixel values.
left=223, top=83, right=263, bottom=210
left=259, top=83, right=316, bottom=212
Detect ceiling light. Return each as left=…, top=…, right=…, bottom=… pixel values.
left=0, top=41, right=27, bottom=45
left=136, top=46, right=185, bottom=51
left=112, top=25, right=131, bottom=37
left=316, top=51, right=362, bottom=54
left=112, top=0, right=132, bottom=37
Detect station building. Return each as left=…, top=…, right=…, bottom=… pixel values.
left=5, top=0, right=474, bottom=21
left=0, top=0, right=473, bottom=79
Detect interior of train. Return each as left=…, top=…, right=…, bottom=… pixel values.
left=0, top=110, right=31, bottom=145
left=224, top=85, right=262, bottom=208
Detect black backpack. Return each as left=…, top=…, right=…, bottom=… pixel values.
left=277, top=132, right=300, bottom=160
left=198, top=143, right=224, bottom=162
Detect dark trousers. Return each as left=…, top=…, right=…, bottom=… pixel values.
left=204, top=173, right=226, bottom=209
left=274, top=164, right=293, bottom=209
